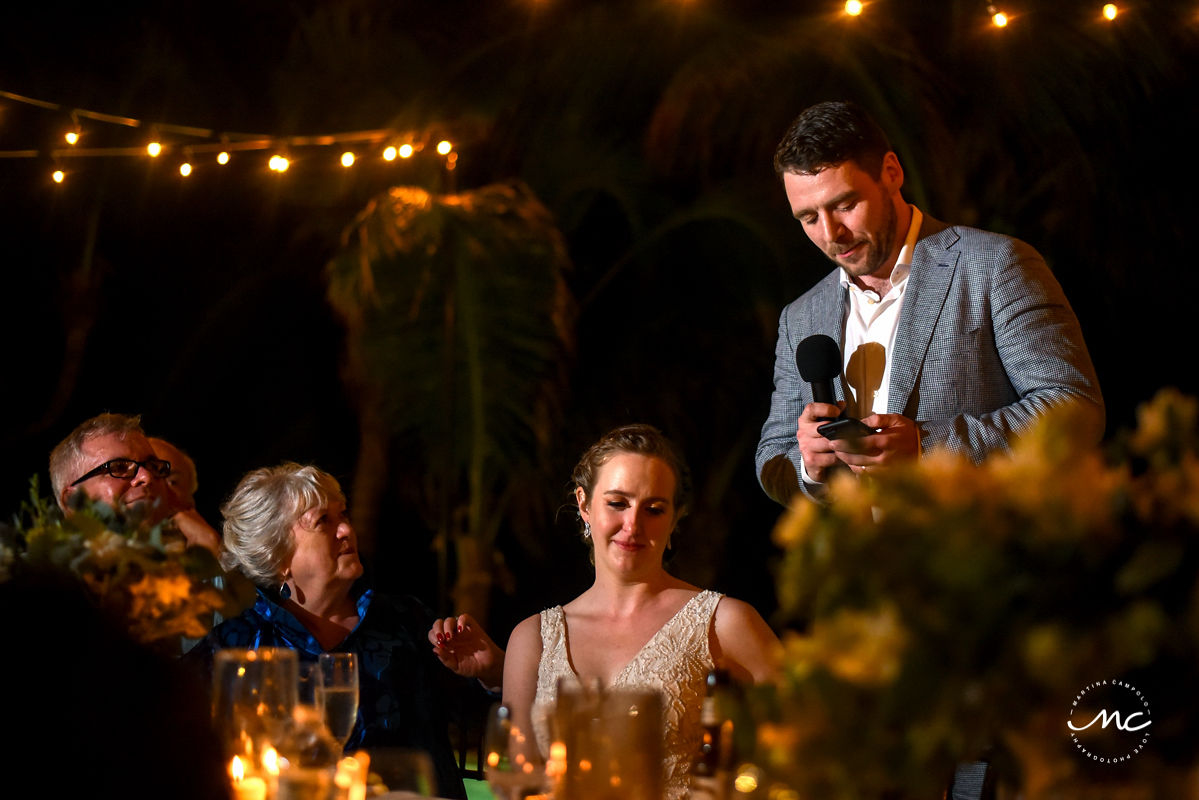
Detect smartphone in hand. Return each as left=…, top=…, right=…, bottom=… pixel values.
left=817, top=417, right=881, bottom=440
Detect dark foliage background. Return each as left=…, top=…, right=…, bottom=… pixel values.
left=2, top=0, right=1196, bottom=642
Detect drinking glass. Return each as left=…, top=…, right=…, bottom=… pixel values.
left=317, top=652, right=360, bottom=748
left=483, top=703, right=548, bottom=800
left=552, top=681, right=663, bottom=800
left=298, top=661, right=324, bottom=709
left=212, top=647, right=299, bottom=757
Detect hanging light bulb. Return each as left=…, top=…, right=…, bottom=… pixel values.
left=179, top=162, right=193, bottom=177
left=52, top=169, right=65, bottom=184
left=269, top=154, right=290, bottom=172
left=217, top=151, right=230, bottom=165
left=845, top=0, right=864, bottom=16
left=340, top=151, right=355, bottom=167
left=64, top=130, right=79, bottom=145
left=436, top=140, right=452, bottom=155
left=1102, top=3, right=1118, bottom=20
left=398, top=143, right=414, bottom=158
left=147, top=141, right=163, bottom=157
left=383, top=145, right=398, bottom=161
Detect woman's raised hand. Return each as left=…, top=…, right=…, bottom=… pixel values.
left=429, top=613, right=505, bottom=691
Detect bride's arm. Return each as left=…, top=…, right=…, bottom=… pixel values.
left=502, top=613, right=545, bottom=760
left=711, top=596, right=782, bottom=684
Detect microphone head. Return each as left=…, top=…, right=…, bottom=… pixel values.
left=795, top=334, right=842, bottom=381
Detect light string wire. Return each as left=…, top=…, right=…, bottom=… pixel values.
left=0, top=87, right=452, bottom=168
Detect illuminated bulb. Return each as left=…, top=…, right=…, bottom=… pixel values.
left=52, top=169, right=65, bottom=183
left=217, top=151, right=230, bottom=165
left=179, top=162, right=192, bottom=177
left=269, top=154, right=290, bottom=172
left=1103, top=3, right=1117, bottom=20
left=147, top=141, right=162, bottom=157
left=383, top=145, right=397, bottom=161
left=341, top=151, right=355, bottom=167
left=436, top=140, right=452, bottom=155
left=991, top=11, right=1008, bottom=26
left=65, top=131, right=79, bottom=145
left=845, top=0, right=863, bottom=16
left=398, top=143, right=414, bottom=158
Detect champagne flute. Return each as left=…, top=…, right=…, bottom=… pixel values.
left=316, top=652, right=359, bottom=749
left=484, top=703, right=547, bottom=800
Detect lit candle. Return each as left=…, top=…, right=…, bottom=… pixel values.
left=229, top=755, right=268, bottom=800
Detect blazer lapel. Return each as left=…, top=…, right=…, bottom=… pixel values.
left=889, top=220, right=959, bottom=414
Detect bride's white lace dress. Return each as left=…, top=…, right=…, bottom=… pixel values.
left=531, top=589, right=723, bottom=800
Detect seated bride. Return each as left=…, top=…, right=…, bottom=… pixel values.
left=502, top=424, right=781, bottom=800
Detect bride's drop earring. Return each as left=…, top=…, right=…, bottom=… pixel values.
left=583, top=521, right=592, bottom=539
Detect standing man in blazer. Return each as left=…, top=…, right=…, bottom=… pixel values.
left=756, top=101, right=1104, bottom=505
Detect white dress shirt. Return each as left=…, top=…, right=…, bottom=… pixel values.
left=841, top=205, right=922, bottom=417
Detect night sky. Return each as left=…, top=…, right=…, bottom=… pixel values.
left=3, top=0, right=1197, bottom=638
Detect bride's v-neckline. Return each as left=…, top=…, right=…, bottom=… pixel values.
left=559, top=590, right=709, bottom=686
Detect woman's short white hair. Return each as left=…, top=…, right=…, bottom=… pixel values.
left=219, top=463, right=345, bottom=585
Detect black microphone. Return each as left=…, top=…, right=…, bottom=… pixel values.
left=795, top=334, right=842, bottom=418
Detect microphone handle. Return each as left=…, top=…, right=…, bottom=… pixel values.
left=811, top=380, right=836, bottom=406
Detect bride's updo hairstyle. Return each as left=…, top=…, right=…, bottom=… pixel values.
left=219, top=462, right=345, bottom=585
left=570, top=423, right=693, bottom=538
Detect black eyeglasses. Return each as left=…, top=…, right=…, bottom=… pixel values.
left=69, top=458, right=172, bottom=487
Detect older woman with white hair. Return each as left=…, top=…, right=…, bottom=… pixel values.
left=186, top=462, right=503, bottom=800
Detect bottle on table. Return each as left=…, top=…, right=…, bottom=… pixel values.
left=690, top=668, right=735, bottom=800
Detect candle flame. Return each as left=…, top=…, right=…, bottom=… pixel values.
left=262, top=746, right=280, bottom=775
left=230, top=755, right=246, bottom=782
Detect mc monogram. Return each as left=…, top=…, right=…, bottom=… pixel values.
left=1067, top=708, right=1152, bottom=733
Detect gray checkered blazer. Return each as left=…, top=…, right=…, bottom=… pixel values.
left=756, top=215, right=1104, bottom=505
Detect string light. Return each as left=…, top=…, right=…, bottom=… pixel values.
left=845, top=0, right=864, bottom=17
left=436, top=140, right=452, bottom=156
left=52, top=169, right=65, bottom=183
left=2, top=86, right=458, bottom=181
left=987, top=4, right=1009, bottom=27
left=179, top=162, right=193, bottom=177
left=1103, top=4, right=1118, bottom=21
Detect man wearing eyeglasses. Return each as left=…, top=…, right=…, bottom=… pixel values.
left=49, top=413, right=220, bottom=553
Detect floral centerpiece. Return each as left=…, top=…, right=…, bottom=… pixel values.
left=757, top=389, right=1199, bottom=799
left=0, top=479, right=249, bottom=651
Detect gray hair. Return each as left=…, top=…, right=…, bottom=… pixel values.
left=150, top=437, right=199, bottom=506
left=219, top=463, right=346, bottom=584
left=49, top=413, right=146, bottom=509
